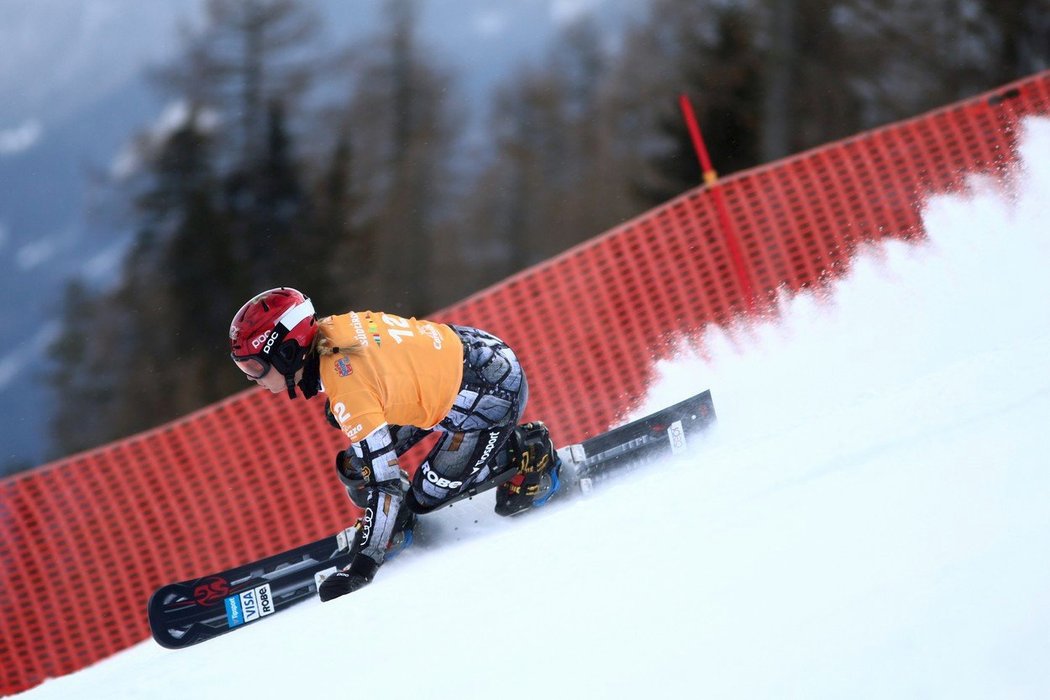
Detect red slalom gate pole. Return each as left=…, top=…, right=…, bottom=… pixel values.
left=678, top=93, right=758, bottom=313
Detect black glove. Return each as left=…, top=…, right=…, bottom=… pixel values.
left=318, top=571, right=369, bottom=601
left=317, top=553, right=379, bottom=602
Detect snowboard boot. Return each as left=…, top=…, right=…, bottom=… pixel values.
left=384, top=506, right=416, bottom=560
left=494, top=421, right=562, bottom=517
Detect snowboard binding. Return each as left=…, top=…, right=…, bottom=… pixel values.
left=494, top=421, right=562, bottom=516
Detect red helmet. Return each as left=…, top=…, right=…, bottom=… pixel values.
left=229, top=287, right=317, bottom=394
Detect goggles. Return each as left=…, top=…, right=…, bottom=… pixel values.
left=232, top=354, right=272, bottom=380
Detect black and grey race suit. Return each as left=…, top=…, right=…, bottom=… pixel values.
left=339, top=325, right=528, bottom=573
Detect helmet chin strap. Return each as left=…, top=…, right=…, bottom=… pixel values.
left=284, top=353, right=321, bottom=400
left=297, top=354, right=321, bottom=400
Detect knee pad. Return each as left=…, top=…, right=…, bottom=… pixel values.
left=334, top=449, right=370, bottom=508
left=336, top=450, right=409, bottom=509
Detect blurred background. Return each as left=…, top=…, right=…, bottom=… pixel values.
left=1, top=0, right=1046, bottom=476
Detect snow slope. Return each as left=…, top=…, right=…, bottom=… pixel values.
left=16, top=118, right=1050, bottom=699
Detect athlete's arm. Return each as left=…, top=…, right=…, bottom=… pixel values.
left=342, top=423, right=407, bottom=581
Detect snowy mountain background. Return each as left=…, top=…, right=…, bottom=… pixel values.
left=0, top=0, right=639, bottom=470
left=15, top=118, right=1050, bottom=699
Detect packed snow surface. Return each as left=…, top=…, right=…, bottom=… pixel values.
left=18, top=119, right=1050, bottom=699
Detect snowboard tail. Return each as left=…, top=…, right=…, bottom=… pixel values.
left=558, top=390, right=716, bottom=493
left=148, top=390, right=716, bottom=648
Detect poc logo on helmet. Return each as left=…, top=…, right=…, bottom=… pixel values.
left=262, top=332, right=278, bottom=355
left=251, top=331, right=271, bottom=349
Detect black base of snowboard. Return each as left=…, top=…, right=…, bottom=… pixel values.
left=148, top=390, right=716, bottom=649
left=148, top=527, right=358, bottom=649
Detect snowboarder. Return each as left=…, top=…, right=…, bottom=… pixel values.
left=229, top=287, right=561, bottom=601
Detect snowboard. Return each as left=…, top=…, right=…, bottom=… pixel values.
left=148, top=390, right=716, bottom=649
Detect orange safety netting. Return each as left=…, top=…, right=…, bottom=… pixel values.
left=3, top=71, right=1047, bottom=695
